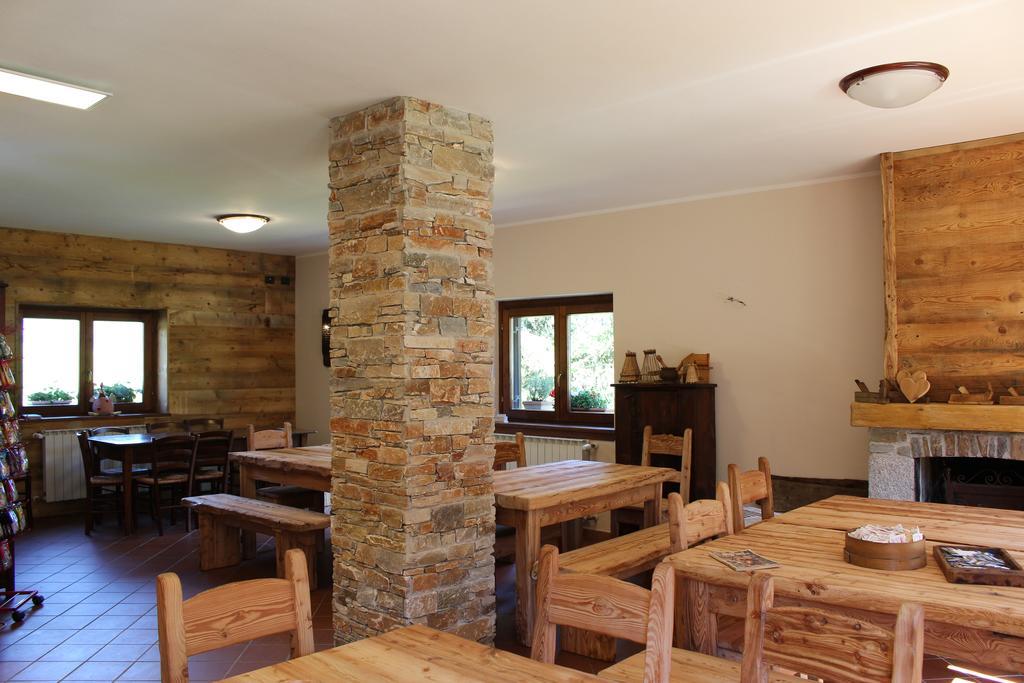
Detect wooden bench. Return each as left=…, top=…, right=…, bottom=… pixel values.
left=554, top=485, right=734, bottom=661
left=183, top=494, right=330, bottom=587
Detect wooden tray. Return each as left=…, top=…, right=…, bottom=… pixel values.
left=933, top=545, right=1024, bottom=587
left=844, top=532, right=926, bottom=571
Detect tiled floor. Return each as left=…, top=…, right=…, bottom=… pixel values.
left=1, top=516, right=1021, bottom=682
left=0, top=517, right=333, bottom=682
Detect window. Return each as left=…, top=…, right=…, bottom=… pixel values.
left=19, top=307, right=158, bottom=416
left=499, top=294, right=614, bottom=427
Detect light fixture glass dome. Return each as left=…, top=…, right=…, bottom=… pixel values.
left=840, top=62, right=949, bottom=109
left=217, top=214, right=270, bottom=233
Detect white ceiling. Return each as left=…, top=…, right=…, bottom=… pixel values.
left=1, top=0, right=1022, bottom=255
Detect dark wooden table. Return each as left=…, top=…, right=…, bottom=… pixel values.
left=87, top=433, right=159, bottom=534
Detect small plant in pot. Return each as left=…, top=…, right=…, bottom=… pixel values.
left=93, top=383, right=137, bottom=404
left=570, top=388, right=608, bottom=412
left=27, top=387, right=74, bottom=405
left=522, top=374, right=553, bottom=410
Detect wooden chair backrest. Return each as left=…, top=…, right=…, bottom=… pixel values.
left=641, top=426, right=692, bottom=503
left=148, top=420, right=187, bottom=435
left=727, top=456, right=774, bottom=533
left=185, top=417, right=225, bottom=433
left=531, top=544, right=674, bottom=682
left=666, top=482, right=733, bottom=553
left=248, top=422, right=292, bottom=450
left=493, top=432, right=526, bottom=471
left=157, top=548, right=314, bottom=683
left=89, top=426, right=129, bottom=436
left=740, top=574, right=924, bottom=683
left=190, top=431, right=233, bottom=491
left=150, top=434, right=197, bottom=479
left=76, top=431, right=97, bottom=480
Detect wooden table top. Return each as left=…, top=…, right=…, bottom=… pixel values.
left=664, top=497, right=1024, bottom=639
left=217, top=624, right=601, bottom=682
left=87, top=433, right=158, bottom=447
left=777, top=495, right=1024, bottom=551
left=493, top=460, right=676, bottom=511
left=229, top=445, right=331, bottom=475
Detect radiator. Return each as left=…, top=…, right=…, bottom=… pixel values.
left=37, top=425, right=147, bottom=502
left=495, top=433, right=594, bottom=467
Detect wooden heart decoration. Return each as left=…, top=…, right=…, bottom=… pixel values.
left=896, top=369, right=930, bottom=403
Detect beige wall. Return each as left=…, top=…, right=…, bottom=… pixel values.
left=295, top=252, right=331, bottom=446
left=494, top=175, right=883, bottom=480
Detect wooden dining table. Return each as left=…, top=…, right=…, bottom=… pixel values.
left=494, top=459, right=677, bottom=646
left=666, top=495, right=1024, bottom=673
left=229, top=445, right=331, bottom=556
left=217, top=624, right=602, bottom=682
left=87, top=433, right=161, bottom=534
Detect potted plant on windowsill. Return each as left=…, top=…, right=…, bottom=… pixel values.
left=27, top=387, right=74, bottom=405
left=570, top=388, right=609, bottom=413
left=522, top=387, right=547, bottom=410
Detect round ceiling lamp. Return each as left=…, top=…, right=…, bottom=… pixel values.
left=840, top=62, right=949, bottom=109
left=216, top=214, right=270, bottom=233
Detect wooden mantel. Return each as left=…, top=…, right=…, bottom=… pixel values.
left=851, top=402, right=1024, bottom=433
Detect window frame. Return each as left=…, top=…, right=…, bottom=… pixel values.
left=17, top=306, right=158, bottom=417
left=498, top=294, right=614, bottom=428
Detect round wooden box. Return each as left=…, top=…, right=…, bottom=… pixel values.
left=844, top=532, right=926, bottom=571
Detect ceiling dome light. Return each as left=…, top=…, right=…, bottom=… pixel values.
left=216, top=214, right=270, bottom=233
left=840, top=62, right=949, bottom=109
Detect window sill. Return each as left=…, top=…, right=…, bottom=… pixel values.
left=495, top=421, right=615, bottom=441
left=19, top=412, right=170, bottom=424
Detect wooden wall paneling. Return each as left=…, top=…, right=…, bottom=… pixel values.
left=884, top=133, right=1024, bottom=400
left=1, top=226, right=296, bottom=517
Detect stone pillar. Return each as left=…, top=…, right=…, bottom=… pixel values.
left=327, top=97, right=496, bottom=643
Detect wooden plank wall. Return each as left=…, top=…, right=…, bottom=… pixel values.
left=0, top=226, right=296, bottom=516
left=883, top=132, right=1024, bottom=400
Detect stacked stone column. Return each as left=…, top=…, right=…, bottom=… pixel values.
left=327, top=97, right=495, bottom=643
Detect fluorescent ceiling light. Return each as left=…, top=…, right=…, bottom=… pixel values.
left=217, top=214, right=270, bottom=233
left=0, top=67, right=110, bottom=110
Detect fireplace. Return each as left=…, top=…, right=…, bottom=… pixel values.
left=868, top=427, right=1024, bottom=507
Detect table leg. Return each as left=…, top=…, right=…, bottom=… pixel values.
left=643, top=482, right=662, bottom=528
left=239, top=464, right=257, bottom=558
left=683, top=578, right=716, bottom=654
left=122, top=447, right=135, bottom=535
left=514, top=509, right=541, bottom=647
left=560, top=519, right=583, bottom=551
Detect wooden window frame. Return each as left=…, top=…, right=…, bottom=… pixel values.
left=17, top=306, right=159, bottom=417
left=498, top=294, right=614, bottom=428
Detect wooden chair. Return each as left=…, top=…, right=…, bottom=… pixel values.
left=727, top=456, right=774, bottom=533
left=134, top=434, right=198, bottom=536
left=188, top=431, right=232, bottom=496
left=248, top=422, right=292, bottom=450
left=75, top=431, right=125, bottom=535
left=89, top=426, right=129, bottom=436
left=148, top=420, right=187, bottom=435
left=184, top=417, right=225, bottom=434
left=156, top=547, right=314, bottom=683
left=740, top=573, right=924, bottom=683
left=612, top=427, right=692, bottom=536
left=600, top=572, right=924, bottom=683
left=249, top=422, right=320, bottom=511
left=531, top=544, right=674, bottom=683
left=493, top=432, right=526, bottom=470
left=557, top=485, right=732, bottom=661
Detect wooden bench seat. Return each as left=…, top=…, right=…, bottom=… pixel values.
left=558, top=523, right=670, bottom=579
left=183, top=493, right=329, bottom=587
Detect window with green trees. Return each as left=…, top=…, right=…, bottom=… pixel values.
left=499, top=294, right=613, bottom=428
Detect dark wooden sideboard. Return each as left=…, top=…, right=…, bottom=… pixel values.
left=613, top=383, right=716, bottom=500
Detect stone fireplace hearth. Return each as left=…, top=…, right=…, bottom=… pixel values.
left=868, top=427, right=1024, bottom=501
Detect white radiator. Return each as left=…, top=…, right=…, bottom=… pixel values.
left=38, top=425, right=147, bottom=502
left=495, top=434, right=594, bottom=467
